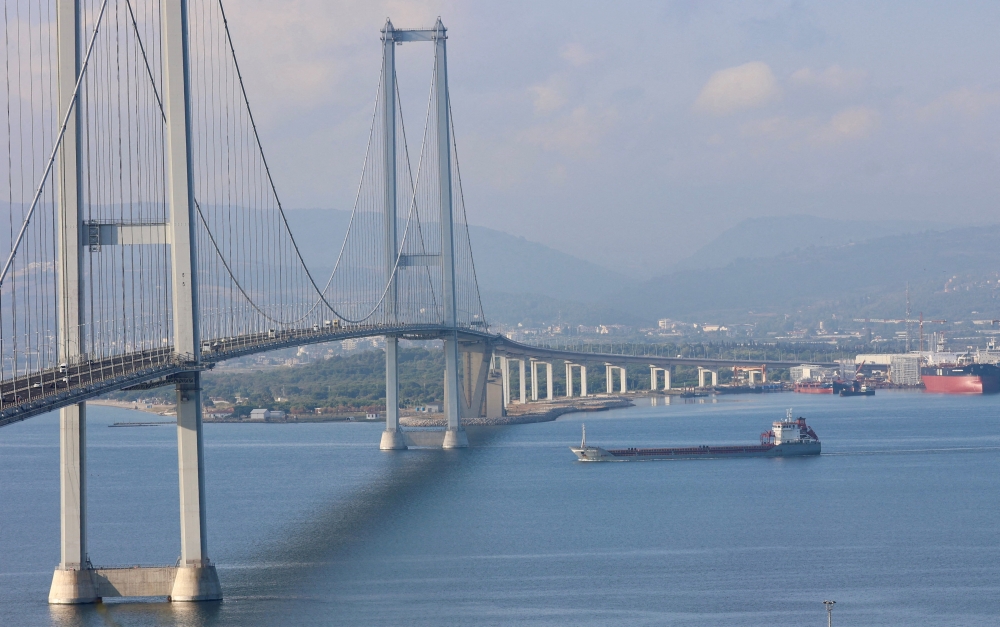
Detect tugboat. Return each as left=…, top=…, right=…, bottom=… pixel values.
left=839, top=380, right=874, bottom=397
left=571, top=410, right=821, bottom=461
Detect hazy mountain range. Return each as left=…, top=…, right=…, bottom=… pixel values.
left=283, top=209, right=999, bottom=328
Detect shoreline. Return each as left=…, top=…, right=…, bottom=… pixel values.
left=400, top=396, right=634, bottom=427
left=90, top=397, right=634, bottom=426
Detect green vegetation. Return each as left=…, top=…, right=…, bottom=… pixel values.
left=109, top=348, right=445, bottom=414
left=206, top=348, right=445, bottom=413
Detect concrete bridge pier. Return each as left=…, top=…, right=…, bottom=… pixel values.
left=48, top=406, right=97, bottom=604
left=698, top=367, right=718, bottom=388
left=380, top=336, right=406, bottom=450
left=442, top=335, right=469, bottom=448
left=518, top=359, right=527, bottom=404
left=605, top=364, right=627, bottom=394
left=650, top=366, right=671, bottom=391
left=500, top=356, right=511, bottom=406
left=564, top=362, right=587, bottom=396
left=530, top=359, right=539, bottom=401
left=456, top=338, right=491, bottom=422
left=171, top=375, right=222, bottom=601
left=527, top=360, right=554, bottom=401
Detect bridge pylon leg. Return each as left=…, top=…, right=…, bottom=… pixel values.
left=442, top=335, right=468, bottom=448
left=170, top=374, right=222, bottom=601
left=49, top=0, right=96, bottom=604
left=163, top=0, right=219, bottom=601
left=49, top=403, right=97, bottom=604
left=546, top=363, right=553, bottom=400
left=380, top=336, right=407, bottom=450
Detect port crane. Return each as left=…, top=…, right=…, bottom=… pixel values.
left=854, top=312, right=948, bottom=353
left=854, top=316, right=947, bottom=352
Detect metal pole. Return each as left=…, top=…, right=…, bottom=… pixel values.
left=162, top=0, right=220, bottom=600
left=823, top=600, right=835, bottom=627
left=49, top=0, right=95, bottom=604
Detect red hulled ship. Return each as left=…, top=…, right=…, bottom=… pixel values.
left=793, top=381, right=833, bottom=394
left=921, top=363, right=1000, bottom=394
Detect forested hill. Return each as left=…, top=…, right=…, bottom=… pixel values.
left=205, top=348, right=444, bottom=412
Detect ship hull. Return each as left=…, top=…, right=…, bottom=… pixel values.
left=921, top=364, right=1000, bottom=395
left=922, top=374, right=1000, bottom=394
left=794, top=385, right=833, bottom=394
left=571, top=441, right=820, bottom=462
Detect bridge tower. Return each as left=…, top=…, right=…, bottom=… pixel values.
left=161, top=0, right=222, bottom=600
left=50, top=0, right=221, bottom=603
left=48, top=0, right=94, bottom=604
left=378, top=18, right=470, bottom=448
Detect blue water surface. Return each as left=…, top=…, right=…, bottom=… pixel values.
left=2, top=391, right=999, bottom=626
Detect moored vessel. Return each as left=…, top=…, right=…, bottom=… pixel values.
left=921, top=363, right=1000, bottom=395
left=570, top=410, right=821, bottom=461
left=794, top=381, right=833, bottom=394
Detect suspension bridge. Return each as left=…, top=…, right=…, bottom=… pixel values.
left=0, top=0, right=834, bottom=604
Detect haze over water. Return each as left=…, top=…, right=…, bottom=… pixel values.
left=3, top=392, right=1000, bottom=626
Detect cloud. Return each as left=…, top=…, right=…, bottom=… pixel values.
left=694, top=62, right=780, bottom=115
left=529, top=82, right=567, bottom=114
left=791, top=64, right=866, bottom=92
left=740, top=115, right=810, bottom=141
left=812, top=106, right=879, bottom=143
left=560, top=43, right=595, bottom=67
left=519, top=106, right=618, bottom=158
left=740, top=107, right=878, bottom=145
left=917, top=87, right=1000, bottom=120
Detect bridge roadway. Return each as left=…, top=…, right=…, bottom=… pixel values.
left=0, top=323, right=836, bottom=428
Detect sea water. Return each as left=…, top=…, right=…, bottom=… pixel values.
left=2, top=391, right=999, bottom=626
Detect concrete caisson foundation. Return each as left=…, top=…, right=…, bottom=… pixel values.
left=169, top=564, right=222, bottom=602
left=48, top=568, right=97, bottom=604
left=442, top=428, right=469, bottom=449
left=379, top=428, right=408, bottom=450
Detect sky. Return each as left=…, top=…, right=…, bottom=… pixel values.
left=223, top=1, right=1000, bottom=271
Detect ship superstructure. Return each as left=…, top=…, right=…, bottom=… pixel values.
left=571, top=410, right=821, bottom=462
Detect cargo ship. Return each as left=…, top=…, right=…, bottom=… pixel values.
left=570, top=410, right=820, bottom=461
left=794, top=381, right=833, bottom=394
left=921, top=363, right=1000, bottom=394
